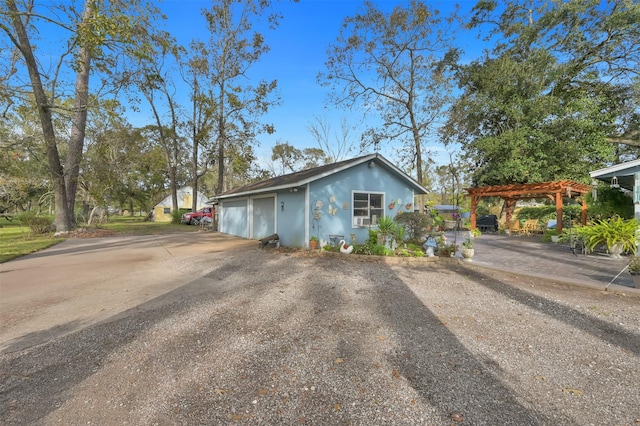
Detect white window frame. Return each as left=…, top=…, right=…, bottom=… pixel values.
left=351, top=190, right=385, bottom=228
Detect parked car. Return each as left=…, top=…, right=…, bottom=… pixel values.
left=181, top=207, right=214, bottom=225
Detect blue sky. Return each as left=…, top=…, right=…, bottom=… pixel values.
left=149, top=0, right=482, bottom=170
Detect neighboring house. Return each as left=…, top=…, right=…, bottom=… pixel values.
left=213, top=154, right=429, bottom=248
left=590, top=158, right=640, bottom=221
left=151, top=186, right=210, bottom=222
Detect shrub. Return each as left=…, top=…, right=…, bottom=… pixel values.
left=394, top=212, right=431, bottom=240
left=171, top=208, right=190, bottom=224
left=371, top=244, right=392, bottom=256
left=18, top=212, right=54, bottom=234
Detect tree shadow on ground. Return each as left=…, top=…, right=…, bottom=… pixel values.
left=458, top=265, right=640, bottom=357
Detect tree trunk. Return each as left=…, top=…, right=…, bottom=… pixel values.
left=6, top=0, right=71, bottom=232
left=192, top=78, right=200, bottom=213
left=65, top=0, right=94, bottom=225
left=215, top=80, right=225, bottom=195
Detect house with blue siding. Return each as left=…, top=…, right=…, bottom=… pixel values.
left=213, top=154, right=429, bottom=248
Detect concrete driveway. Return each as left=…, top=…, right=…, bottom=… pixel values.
left=0, top=232, right=256, bottom=353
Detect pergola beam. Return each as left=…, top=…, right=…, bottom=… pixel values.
left=467, top=180, right=592, bottom=235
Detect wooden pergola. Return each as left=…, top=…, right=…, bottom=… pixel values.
left=466, top=180, right=593, bottom=234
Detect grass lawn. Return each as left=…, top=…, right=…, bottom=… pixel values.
left=0, top=218, right=64, bottom=263
left=0, top=216, right=199, bottom=263
left=101, top=215, right=200, bottom=235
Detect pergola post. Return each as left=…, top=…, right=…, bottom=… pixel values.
left=556, top=191, right=563, bottom=234
left=470, top=195, right=478, bottom=230
left=581, top=199, right=588, bottom=226
left=505, top=198, right=515, bottom=225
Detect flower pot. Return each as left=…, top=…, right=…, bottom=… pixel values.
left=551, top=235, right=559, bottom=243
left=609, top=243, right=623, bottom=259
left=309, top=240, right=318, bottom=250
left=461, top=247, right=474, bottom=261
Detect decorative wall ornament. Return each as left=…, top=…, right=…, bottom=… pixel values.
left=388, top=198, right=401, bottom=210
left=329, top=195, right=336, bottom=204
left=342, top=202, right=349, bottom=210
left=314, top=200, right=323, bottom=210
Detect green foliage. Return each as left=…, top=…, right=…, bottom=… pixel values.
left=394, top=223, right=406, bottom=243
left=0, top=219, right=63, bottom=263
left=171, top=208, right=190, bottom=224
left=575, top=217, right=638, bottom=254
left=310, top=235, right=319, bottom=242
left=370, top=244, right=392, bottom=256
left=376, top=215, right=397, bottom=236
left=437, top=243, right=458, bottom=257
left=516, top=205, right=583, bottom=227
left=462, top=238, right=473, bottom=249
left=628, top=257, right=640, bottom=273
left=445, top=0, right=640, bottom=186
left=17, top=212, right=54, bottom=234
left=587, top=187, right=634, bottom=220
left=367, top=230, right=379, bottom=245
left=394, top=212, right=431, bottom=240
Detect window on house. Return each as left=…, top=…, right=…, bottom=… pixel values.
left=163, top=208, right=171, bottom=214
left=352, top=192, right=384, bottom=226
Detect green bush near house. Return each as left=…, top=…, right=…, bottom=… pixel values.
left=17, top=212, right=54, bottom=234
left=394, top=212, right=431, bottom=241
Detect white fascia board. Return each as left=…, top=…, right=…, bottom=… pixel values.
left=590, top=159, right=640, bottom=178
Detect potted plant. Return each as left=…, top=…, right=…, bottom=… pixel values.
left=576, top=217, right=638, bottom=258
left=376, top=215, right=397, bottom=247
left=309, top=235, right=319, bottom=250
left=469, top=227, right=481, bottom=238
left=628, top=256, right=640, bottom=288
left=461, top=238, right=474, bottom=261
left=546, top=228, right=559, bottom=243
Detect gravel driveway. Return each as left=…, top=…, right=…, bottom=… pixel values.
left=1, top=233, right=639, bottom=425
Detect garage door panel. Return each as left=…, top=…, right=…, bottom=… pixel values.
left=252, top=197, right=275, bottom=239
left=222, top=200, right=248, bottom=238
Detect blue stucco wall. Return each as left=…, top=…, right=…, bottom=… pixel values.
left=308, top=162, right=415, bottom=245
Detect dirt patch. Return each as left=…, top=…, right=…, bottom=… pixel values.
left=62, top=228, right=118, bottom=238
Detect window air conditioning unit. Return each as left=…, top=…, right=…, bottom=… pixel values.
left=355, top=217, right=371, bottom=226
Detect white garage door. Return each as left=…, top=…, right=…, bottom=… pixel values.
left=252, top=196, right=275, bottom=239
left=221, top=199, right=248, bottom=238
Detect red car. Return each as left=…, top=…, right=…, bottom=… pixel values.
left=181, top=207, right=214, bottom=225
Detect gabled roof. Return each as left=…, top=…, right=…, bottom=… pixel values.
left=590, top=159, right=640, bottom=191
left=213, top=153, right=428, bottom=200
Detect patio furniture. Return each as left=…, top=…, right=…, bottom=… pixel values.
left=522, top=219, right=540, bottom=235
left=508, top=220, right=522, bottom=236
